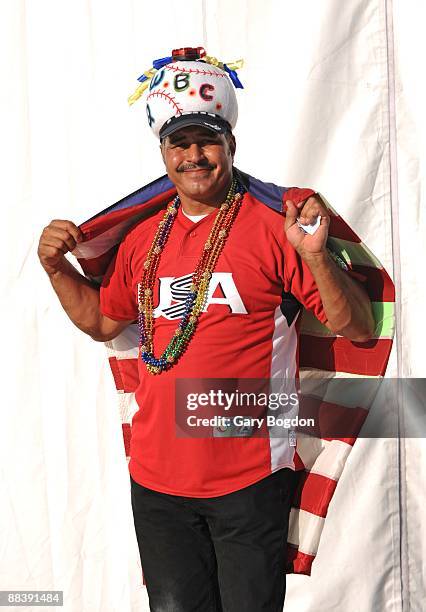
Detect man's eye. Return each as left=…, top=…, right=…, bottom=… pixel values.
left=169, top=140, right=217, bottom=149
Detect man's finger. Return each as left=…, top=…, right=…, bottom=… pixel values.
left=300, top=196, right=327, bottom=214
left=49, top=220, right=83, bottom=243
left=43, top=227, right=78, bottom=251
left=40, top=243, right=68, bottom=258
left=299, top=213, right=320, bottom=225
left=284, top=200, right=299, bottom=231
left=298, top=197, right=328, bottom=226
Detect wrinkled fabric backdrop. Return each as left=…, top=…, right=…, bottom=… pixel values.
left=1, top=0, right=425, bottom=610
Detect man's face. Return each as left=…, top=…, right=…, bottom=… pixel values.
left=160, top=125, right=236, bottom=204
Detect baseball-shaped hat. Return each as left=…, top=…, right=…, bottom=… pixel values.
left=129, top=48, right=243, bottom=140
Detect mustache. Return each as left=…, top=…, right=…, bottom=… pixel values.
left=177, top=162, right=215, bottom=172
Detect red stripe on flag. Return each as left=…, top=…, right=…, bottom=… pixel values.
left=351, top=265, right=395, bottom=302
left=298, top=397, right=369, bottom=438
left=109, top=357, right=124, bottom=391
left=108, top=357, right=139, bottom=393
left=286, top=544, right=315, bottom=575
left=322, top=436, right=357, bottom=445
left=78, top=245, right=120, bottom=278
left=122, top=423, right=131, bottom=457
left=293, top=450, right=305, bottom=471
left=299, top=335, right=393, bottom=376
left=328, top=216, right=361, bottom=242
left=293, top=471, right=337, bottom=517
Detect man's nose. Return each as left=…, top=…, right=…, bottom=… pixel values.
left=186, top=143, right=206, bottom=162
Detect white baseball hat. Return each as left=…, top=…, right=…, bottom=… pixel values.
left=145, top=59, right=239, bottom=140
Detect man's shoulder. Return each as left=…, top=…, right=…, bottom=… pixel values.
left=237, top=169, right=316, bottom=210
left=241, top=191, right=284, bottom=231
left=121, top=206, right=167, bottom=251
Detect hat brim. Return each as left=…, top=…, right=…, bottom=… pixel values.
left=159, top=113, right=232, bottom=140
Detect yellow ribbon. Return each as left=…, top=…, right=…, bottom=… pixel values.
left=128, top=68, right=157, bottom=106
left=204, top=56, right=244, bottom=72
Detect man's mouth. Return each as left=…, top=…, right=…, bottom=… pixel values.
left=178, top=164, right=215, bottom=173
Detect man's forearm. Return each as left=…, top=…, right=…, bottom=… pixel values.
left=47, top=258, right=108, bottom=340
left=38, top=219, right=130, bottom=341
left=303, top=251, right=375, bottom=342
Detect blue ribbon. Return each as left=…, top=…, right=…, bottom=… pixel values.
left=152, top=55, right=173, bottom=70
left=137, top=56, right=173, bottom=82
left=223, top=64, right=244, bottom=89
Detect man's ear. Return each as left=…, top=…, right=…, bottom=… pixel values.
left=160, top=140, right=166, bottom=164
left=227, top=133, right=236, bottom=160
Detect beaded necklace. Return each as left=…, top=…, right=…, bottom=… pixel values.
left=138, top=178, right=244, bottom=375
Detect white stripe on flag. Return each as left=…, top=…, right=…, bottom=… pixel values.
left=117, top=391, right=139, bottom=424
left=288, top=508, right=325, bottom=556
left=297, top=438, right=351, bottom=480
left=299, top=367, right=381, bottom=380
left=299, top=376, right=382, bottom=409
left=105, top=325, right=139, bottom=358
left=73, top=218, right=139, bottom=258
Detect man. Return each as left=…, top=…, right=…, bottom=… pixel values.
left=38, top=48, right=374, bottom=611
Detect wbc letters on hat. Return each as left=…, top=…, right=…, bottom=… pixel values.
left=145, top=60, right=239, bottom=139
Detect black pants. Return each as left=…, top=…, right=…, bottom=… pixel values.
left=130, top=469, right=299, bottom=612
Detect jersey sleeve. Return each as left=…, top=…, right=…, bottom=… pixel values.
left=99, top=237, right=138, bottom=322
left=282, top=240, right=328, bottom=324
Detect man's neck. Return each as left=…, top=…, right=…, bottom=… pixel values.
left=177, top=181, right=233, bottom=216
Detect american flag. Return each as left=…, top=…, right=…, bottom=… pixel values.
left=73, top=169, right=395, bottom=575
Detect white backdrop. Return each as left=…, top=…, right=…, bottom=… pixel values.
left=1, top=0, right=425, bottom=610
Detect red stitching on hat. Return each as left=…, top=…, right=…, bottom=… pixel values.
left=165, top=65, right=226, bottom=78
left=146, top=90, right=184, bottom=114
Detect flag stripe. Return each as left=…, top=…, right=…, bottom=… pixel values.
left=297, top=397, right=369, bottom=438
left=288, top=508, right=325, bottom=555
left=296, top=438, right=352, bottom=478
left=299, top=367, right=381, bottom=380
left=116, top=391, right=139, bottom=424
left=299, top=335, right=393, bottom=376
left=122, top=423, right=131, bottom=457
left=351, top=264, right=395, bottom=302
left=286, top=545, right=316, bottom=575
left=300, top=378, right=382, bottom=409
left=77, top=245, right=120, bottom=278
left=328, top=216, right=362, bottom=242
left=109, top=357, right=139, bottom=393
left=293, top=472, right=338, bottom=517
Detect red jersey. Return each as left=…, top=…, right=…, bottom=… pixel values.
left=100, top=192, right=327, bottom=497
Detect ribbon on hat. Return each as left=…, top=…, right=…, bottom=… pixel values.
left=128, top=54, right=244, bottom=106
left=127, top=56, right=174, bottom=106
left=223, top=64, right=244, bottom=89
left=152, top=56, right=173, bottom=71
left=128, top=71, right=155, bottom=106
left=204, top=56, right=244, bottom=89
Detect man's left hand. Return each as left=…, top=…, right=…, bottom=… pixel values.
left=284, top=195, right=329, bottom=259
left=284, top=194, right=375, bottom=341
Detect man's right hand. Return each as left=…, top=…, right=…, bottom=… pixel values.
left=38, top=220, right=83, bottom=275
